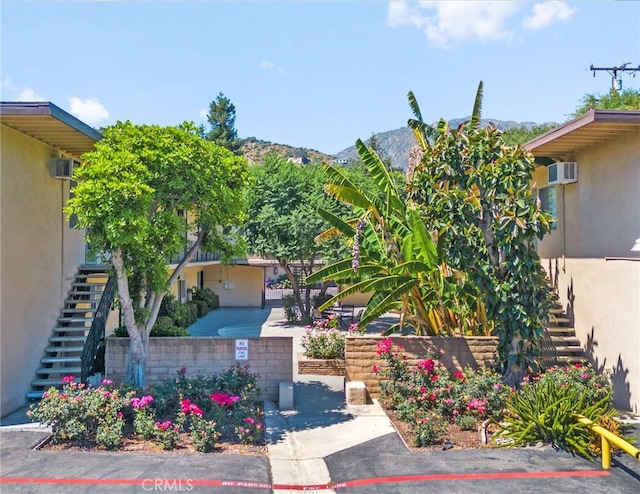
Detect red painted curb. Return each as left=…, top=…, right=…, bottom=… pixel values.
left=0, top=469, right=611, bottom=490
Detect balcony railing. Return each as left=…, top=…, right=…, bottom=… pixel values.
left=168, top=249, right=221, bottom=265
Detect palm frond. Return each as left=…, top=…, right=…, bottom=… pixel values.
left=469, top=81, right=484, bottom=131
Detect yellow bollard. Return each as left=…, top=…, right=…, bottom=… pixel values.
left=601, top=435, right=611, bottom=469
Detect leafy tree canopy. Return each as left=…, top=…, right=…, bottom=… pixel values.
left=66, top=120, right=250, bottom=385
left=573, top=88, right=640, bottom=117
left=243, top=154, right=350, bottom=320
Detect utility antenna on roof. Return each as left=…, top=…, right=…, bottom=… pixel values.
left=590, top=63, right=640, bottom=92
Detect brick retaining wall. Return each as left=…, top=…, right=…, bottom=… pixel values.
left=346, top=335, right=498, bottom=398
left=297, top=354, right=346, bottom=376
left=105, top=337, right=293, bottom=402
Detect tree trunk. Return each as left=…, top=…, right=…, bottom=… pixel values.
left=501, top=333, right=524, bottom=388
left=126, top=329, right=148, bottom=386
left=112, top=246, right=148, bottom=387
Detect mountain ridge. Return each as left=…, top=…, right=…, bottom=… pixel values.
left=240, top=117, right=557, bottom=170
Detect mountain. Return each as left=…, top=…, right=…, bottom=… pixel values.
left=333, top=118, right=552, bottom=170
left=238, top=117, right=555, bottom=170
left=239, top=137, right=333, bottom=165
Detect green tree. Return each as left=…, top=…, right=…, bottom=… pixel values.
left=66, top=121, right=250, bottom=386
left=407, top=82, right=555, bottom=385
left=243, top=154, right=348, bottom=322
left=501, top=123, right=557, bottom=146
left=308, top=142, right=488, bottom=336
left=205, top=92, right=242, bottom=153
left=573, top=88, right=640, bottom=117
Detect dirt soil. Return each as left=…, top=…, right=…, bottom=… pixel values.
left=385, top=408, right=501, bottom=452
left=40, top=430, right=267, bottom=456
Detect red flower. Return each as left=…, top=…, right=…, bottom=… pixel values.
left=453, top=371, right=464, bottom=379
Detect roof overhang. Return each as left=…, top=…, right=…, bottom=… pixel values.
left=0, top=101, right=102, bottom=160
left=524, top=110, right=640, bottom=162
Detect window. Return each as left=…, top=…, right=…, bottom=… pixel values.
left=538, top=186, right=557, bottom=230
left=178, top=278, right=187, bottom=303
left=198, top=270, right=204, bottom=290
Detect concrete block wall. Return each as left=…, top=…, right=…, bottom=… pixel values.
left=346, top=335, right=498, bottom=398
left=106, top=337, right=293, bottom=402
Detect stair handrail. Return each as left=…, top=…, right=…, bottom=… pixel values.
left=81, top=273, right=116, bottom=383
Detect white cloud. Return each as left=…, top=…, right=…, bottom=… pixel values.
left=522, top=1, right=576, bottom=31
left=260, top=60, right=284, bottom=74
left=68, top=97, right=109, bottom=126
left=388, top=1, right=521, bottom=48
left=17, top=87, right=45, bottom=101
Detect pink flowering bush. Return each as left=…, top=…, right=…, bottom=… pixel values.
left=302, top=317, right=365, bottom=359
left=375, top=339, right=506, bottom=446
left=28, top=365, right=264, bottom=452
left=27, top=378, right=133, bottom=449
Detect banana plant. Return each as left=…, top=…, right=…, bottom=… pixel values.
left=308, top=139, right=488, bottom=336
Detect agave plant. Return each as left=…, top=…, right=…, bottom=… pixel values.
left=307, top=140, right=489, bottom=336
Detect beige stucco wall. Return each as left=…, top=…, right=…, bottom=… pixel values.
left=1, top=125, right=86, bottom=415
left=545, top=257, right=640, bottom=413
left=170, top=264, right=264, bottom=308
left=535, top=129, right=640, bottom=259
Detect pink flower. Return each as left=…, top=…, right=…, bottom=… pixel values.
left=155, top=420, right=173, bottom=430
left=243, top=417, right=255, bottom=425
left=131, top=395, right=154, bottom=410
left=574, top=363, right=582, bottom=369
left=372, top=364, right=380, bottom=373
left=376, top=338, right=393, bottom=355
left=418, top=359, right=435, bottom=372
left=431, top=375, right=438, bottom=382
left=100, top=379, right=113, bottom=386
left=61, top=376, right=75, bottom=383
left=118, top=412, right=124, bottom=419
left=453, top=371, right=464, bottom=379
left=580, top=373, right=591, bottom=379
left=179, top=367, right=187, bottom=374
left=210, top=393, right=240, bottom=407
left=180, top=399, right=203, bottom=416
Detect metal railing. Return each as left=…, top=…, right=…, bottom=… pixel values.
left=168, top=249, right=221, bottom=265
left=81, top=274, right=116, bottom=383
left=574, top=414, right=640, bottom=469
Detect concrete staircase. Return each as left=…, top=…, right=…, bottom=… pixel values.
left=27, top=264, right=111, bottom=400
left=546, top=301, right=587, bottom=366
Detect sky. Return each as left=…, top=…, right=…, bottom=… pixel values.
left=2, top=1, right=639, bottom=154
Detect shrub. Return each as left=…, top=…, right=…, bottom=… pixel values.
left=498, top=362, right=615, bottom=459
left=29, top=366, right=265, bottom=452
left=300, top=316, right=364, bottom=359
left=191, top=287, right=219, bottom=310
left=195, top=300, right=210, bottom=317
left=375, top=338, right=506, bottom=445
left=27, top=378, right=133, bottom=449
left=187, top=302, right=199, bottom=325
left=282, top=294, right=300, bottom=323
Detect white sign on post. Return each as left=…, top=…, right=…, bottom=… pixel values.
left=235, top=339, right=249, bottom=361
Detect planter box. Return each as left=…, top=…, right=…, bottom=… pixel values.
left=297, top=354, right=346, bottom=376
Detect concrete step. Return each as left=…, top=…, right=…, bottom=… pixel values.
left=46, top=345, right=84, bottom=354
left=49, top=335, right=86, bottom=343
left=36, top=366, right=81, bottom=375
left=52, top=326, right=88, bottom=333
left=57, top=317, right=93, bottom=324
left=556, top=355, right=588, bottom=365
left=61, top=308, right=98, bottom=314
left=554, top=345, right=585, bottom=354
left=550, top=336, right=581, bottom=345
left=32, top=378, right=80, bottom=387
left=549, top=316, right=571, bottom=326
left=72, top=282, right=106, bottom=288
left=40, top=356, right=81, bottom=364
left=547, top=327, right=576, bottom=335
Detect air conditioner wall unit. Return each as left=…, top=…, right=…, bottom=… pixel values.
left=49, top=157, right=78, bottom=180
left=548, top=162, right=577, bottom=185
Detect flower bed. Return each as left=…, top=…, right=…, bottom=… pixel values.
left=375, top=338, right=626, bottom=457
left=27, top=365, right=265, bottom=454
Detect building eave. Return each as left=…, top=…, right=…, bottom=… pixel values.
left=524, top=110, right=640, bottom=161
left=0, top=101, right=102, bottom=160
